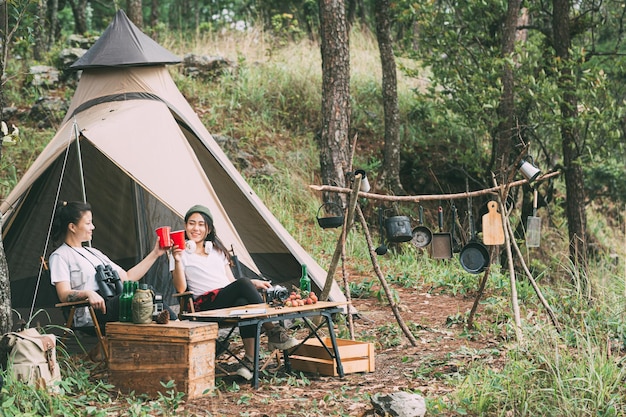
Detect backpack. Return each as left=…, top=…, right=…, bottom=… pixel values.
left=0, top=328, right=62, bottom=391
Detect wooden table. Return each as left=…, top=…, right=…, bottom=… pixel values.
left=182, top=301, right=347, bottom=388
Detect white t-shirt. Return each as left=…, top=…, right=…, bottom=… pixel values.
left=49, top=244, right=123, bottom=326
left=180, top=246, right=230, bottom=298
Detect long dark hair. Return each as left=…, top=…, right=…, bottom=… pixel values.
left=184, top=210, right=231, bottom=261
left=52, top=201, right=92, bottom=243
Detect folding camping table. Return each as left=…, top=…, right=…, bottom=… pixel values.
left=182, top=301, right=347, bottom=388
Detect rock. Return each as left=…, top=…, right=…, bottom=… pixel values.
left=29, top=97, right=68, bottom=128
left=182, top=53, right=235, bottom=79
left=67, top=34, right=98, bottom=49
left=29, top=65, right=60, bottom=87
left=371, top=391, right=426, bottom=417
left=58, top=47, right=87, bottom=68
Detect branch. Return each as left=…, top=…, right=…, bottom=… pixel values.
left=310, top=171, right=561, bottom=202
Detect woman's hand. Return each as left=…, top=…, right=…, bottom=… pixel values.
left=86, top=290, right=106, bottom=313
left=251, top=279, right=272, bottom=290
left=152, top=239, right=167, bottom=257
left=171, top=245, right=184, bottom=263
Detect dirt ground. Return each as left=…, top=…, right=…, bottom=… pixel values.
left=173, top=284, right=502, bottom=417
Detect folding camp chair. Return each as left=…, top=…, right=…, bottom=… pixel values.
left=55, top=300, right=108, bottom=369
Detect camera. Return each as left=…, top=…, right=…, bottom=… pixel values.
left=95, top=264, right=123, bottom=298
left=265, top=285, right=289, bottom=304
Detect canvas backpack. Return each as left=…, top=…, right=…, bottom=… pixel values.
left=0, top=328, right=62, bottom=390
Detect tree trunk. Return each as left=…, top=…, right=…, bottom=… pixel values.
left=0, top=0, right=13, bottom=334
left=47, top=0, right=59, bottom=49
left=374, top=0, right=404, bottom=195
left=491, top=0, right=522, bottom=178
left=68, top=0, right=88, bottom=34
left=33, top=0, right=47, bottom=60
left=127, top=0, right=143, bottom=29
left=318, top=0, right=351, bottom=207
left=552, top=0, right=588, bottom=279
left=150, top=0, right=159, bottom=38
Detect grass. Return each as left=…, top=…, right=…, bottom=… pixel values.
left=1, top=25, right=626, bottom=416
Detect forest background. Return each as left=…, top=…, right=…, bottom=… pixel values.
left=0, top=0, right=625, bottom=416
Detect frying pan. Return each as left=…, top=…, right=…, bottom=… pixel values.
left=459, top=196, right=490, bottom=274
left=431, top=206, right=452, bottom=259
left=411, top=206, right=432, bottom=248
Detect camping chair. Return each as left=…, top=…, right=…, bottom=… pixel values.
left=38, top=257, right=108, bottom=368
left=55, top=299, right=109, bottom=369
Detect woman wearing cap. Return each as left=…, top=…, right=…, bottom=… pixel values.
left=171, top=204, right=298, bottom=380
left=49, top=201, right=177, bottom=331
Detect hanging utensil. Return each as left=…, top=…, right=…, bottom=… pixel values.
left=431, top=206, right=452, bottom=259
left=375, top=207, right=388, bottom=255
left=459, top=194, right=490, bottom=274
left=451, top=203, right=462, bottom=253
left=482, top=201, right=505, bottom=245
left=526, top=188, right=541, bottom=248
left=411, top=205, right=432, bottom=248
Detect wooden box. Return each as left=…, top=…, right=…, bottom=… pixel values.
left=289, top=337, right=375, bottom=376
left=106, top=321, right=218, bottom=399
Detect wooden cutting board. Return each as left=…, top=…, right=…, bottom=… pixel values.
left=482, top=201, right=505, bottom=245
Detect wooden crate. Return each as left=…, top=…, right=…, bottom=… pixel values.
left=289, top=337, right=375, bottom=376
left=106, top=321, right=218, bottom=399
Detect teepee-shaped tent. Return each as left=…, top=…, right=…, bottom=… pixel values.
left=1, top=10, right=345, bottom=312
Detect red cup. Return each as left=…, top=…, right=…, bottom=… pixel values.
left=155, top=226, right=172, bottom=248
left=170, top=230, right=185, bottom=250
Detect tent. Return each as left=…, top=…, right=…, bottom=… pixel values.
left=1, top=10, right=345, bottom=314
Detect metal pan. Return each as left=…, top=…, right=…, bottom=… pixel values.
left=431, top=206, right=452, bottom=259
left=459, top=195, right=489, bottom=273
left=526, top=189, right=541, bottom=248
left=411, top=206, right=432, bottom=248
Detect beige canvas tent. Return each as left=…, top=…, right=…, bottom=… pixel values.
left=1, top=10, right=345, bottom=313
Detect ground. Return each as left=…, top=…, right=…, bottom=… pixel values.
left=171, top=285, right=502, bottom=417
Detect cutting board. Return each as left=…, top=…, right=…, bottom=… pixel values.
left=482, top=201, right=505, bottom=245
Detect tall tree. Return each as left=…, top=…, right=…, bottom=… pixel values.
left=34, top=0, right=47, bottom=60
left=374, top=0, right=404, bottom=195
left=552, top=0, right=588, bottom=277
left=490, top=0, right=523, bottom=177
left=127, top=0, right=143, bottom=29
left=67, top=0, right=88, bottom=34
left=0, top=0, right=19, bottom=334
left=318, top=0, right=351, bottom=207
left=47, top=0, right=59, bottom=49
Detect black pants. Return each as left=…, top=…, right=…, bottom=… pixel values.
left=198, top=278, right=264, bottom=339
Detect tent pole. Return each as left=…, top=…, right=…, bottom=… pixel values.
left=73, top=118, right=87, bottom=205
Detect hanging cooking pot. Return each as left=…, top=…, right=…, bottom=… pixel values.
left=385, top=213, right=413, bottom=243
left=411, top=206, right=432, bottom=248
left=316, top=202, right=344, bottom=229
left=459, top=195, right=490, bottom=274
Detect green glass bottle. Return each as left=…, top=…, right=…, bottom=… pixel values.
left=119, top=281, right=131, bottom=322
left=299, top=264, right=310, bottom=294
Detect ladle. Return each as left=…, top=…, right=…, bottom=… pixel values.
left=375, top=207, right=388, bottom=255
